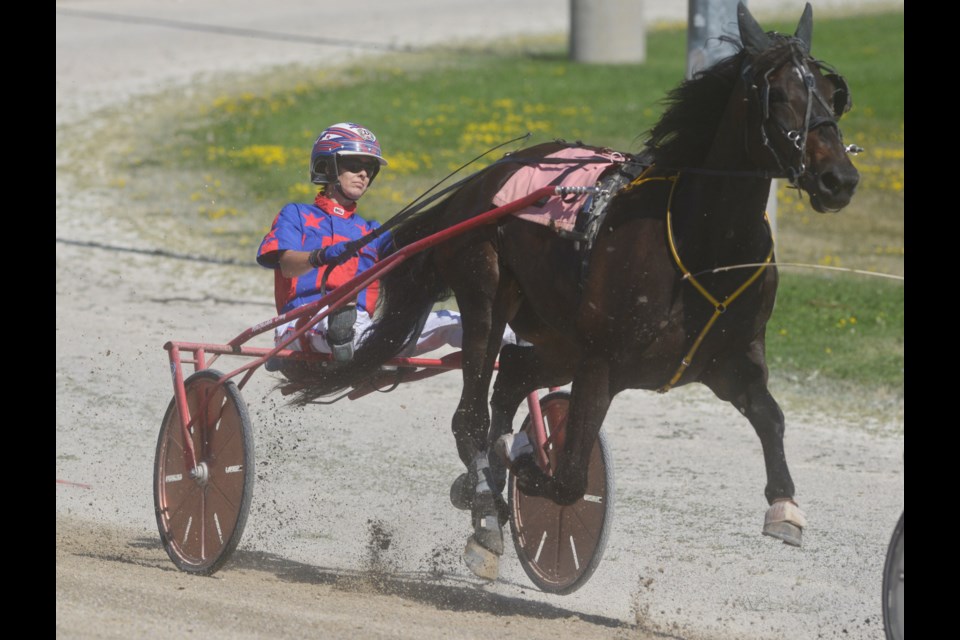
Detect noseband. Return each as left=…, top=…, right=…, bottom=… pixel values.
left=746, top=49, right=861, bottom=185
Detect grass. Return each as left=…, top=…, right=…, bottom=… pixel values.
left=768, top=273, right=903, bottom=387
left=90, top=10, right=903, bottom=408
left=162, top=36, right=689, bottom=217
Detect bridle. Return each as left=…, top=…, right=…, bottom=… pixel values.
left=745, top=46, right=861, bottom=186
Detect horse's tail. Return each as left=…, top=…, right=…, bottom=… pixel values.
left=289, top=221, right=453, bottom=406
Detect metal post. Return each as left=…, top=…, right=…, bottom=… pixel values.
left=686, top=0, right=740, bottom=79
left=686, top=0, right=777, bottom=236
left=570, top=0, right=646, bottom=64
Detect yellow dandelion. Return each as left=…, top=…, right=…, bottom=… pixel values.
left=288, top=183, right=314, bottom=199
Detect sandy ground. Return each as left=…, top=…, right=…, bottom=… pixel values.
left=56, top=2, right=903, bottom=638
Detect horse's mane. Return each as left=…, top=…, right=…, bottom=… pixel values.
left=645, top=34, right=810, bottom=168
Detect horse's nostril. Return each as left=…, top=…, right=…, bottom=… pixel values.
left=821, top=171, right=840, bottom=193
left=820, top=169, right=859, bottom=195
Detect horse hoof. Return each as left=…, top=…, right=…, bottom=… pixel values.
left=762, top=500, right=807, bottom=547
left=449, top=473, right=474, bottom=511
left=463, top=536, right=499, bottom=581
left=763, top=521, right=803, bottom=547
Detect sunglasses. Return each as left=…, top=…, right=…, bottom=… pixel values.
left=339, top=157, right=380, bottom=176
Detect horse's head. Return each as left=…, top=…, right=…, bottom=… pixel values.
left=738, top=2, right=860, bottom=212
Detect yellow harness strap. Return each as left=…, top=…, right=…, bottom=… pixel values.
left=622, top=164, right=675, bottom=193
left=658, top=172, right=775, bottom=393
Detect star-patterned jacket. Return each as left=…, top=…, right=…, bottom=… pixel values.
left=257, top=193, right=392, bottom=316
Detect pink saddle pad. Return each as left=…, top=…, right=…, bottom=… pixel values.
left=492, top=147, right=626, bottom=232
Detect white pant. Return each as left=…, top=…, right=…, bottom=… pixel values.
left=275, top=308, right=516, bottom=356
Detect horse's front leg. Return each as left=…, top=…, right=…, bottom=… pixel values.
left=741, top=384, right=806, bottom=546
left=551, top=356, right=613, bottom=505
left=702, top=345, right=806, bottom=546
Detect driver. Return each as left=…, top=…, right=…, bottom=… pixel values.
left=257, top=122, right=496, bottom=362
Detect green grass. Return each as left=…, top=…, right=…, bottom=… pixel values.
left=131, top=11, right=903, bottom=397
left=168, top=37, right=687, bottom=215
left=767, top=272, right=903, bottom=389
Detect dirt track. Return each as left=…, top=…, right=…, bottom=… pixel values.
left=56, top=2, right=903, bottom=638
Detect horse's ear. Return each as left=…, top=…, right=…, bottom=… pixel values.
left=737, top=1, right=772, bottom=55
left=794, top=3, right=814, bottom=51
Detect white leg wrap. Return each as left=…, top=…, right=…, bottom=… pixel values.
left=494, top=432, right=534, bottom=468
left=472, top=453, right=491, bottom=494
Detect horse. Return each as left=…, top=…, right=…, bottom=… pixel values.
left=292, top=2, right=860, bottom=581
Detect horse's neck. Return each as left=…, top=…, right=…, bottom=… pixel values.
left=703, top=85, right=757, bottom=173
left=672, top=88, right=774, bottom=261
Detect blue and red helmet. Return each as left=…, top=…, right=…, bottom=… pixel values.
left=310, top=122, right=388, bottom=185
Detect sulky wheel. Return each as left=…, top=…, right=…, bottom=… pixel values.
left=882, top=511, right=904, bottom=640
left=154, top=369, right=254, bottom=575
left=508, top=390, right=614, bottom=594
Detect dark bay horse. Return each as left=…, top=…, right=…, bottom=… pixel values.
left=293, top=2, right=859, bottom=580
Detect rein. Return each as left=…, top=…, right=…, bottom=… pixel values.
left=624, top=169, right=774, bottom=393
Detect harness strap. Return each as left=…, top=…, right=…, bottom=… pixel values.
left=657, top=172, right=775, bottom=393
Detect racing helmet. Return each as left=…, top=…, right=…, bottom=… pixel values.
left=310, top=122, right=388, bottom=185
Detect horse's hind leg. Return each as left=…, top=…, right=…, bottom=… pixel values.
left=445, top=250, right=517, bottom=579
left=455, top=318, right=507, bottom=579
left=488, top=342, right=575, bottom=494
left=702, top=346, right=806, bottom=546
